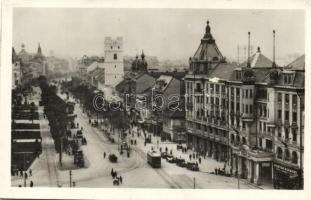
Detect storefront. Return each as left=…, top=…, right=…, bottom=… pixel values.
left=231, top=145, right=274, bottom=184
left=273, top=162, right=301, bottom=189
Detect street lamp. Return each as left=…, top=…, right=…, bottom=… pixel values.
left=296, top=87, right=304, bottom=189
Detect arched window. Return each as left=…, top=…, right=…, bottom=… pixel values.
left=277, top=147, right=283, bottom=159
left=242, top=137, right=246, bottom=145
left=292, top=151, right=298, bottom=164
left=236, top=135, right=240, bottom=144
left=231, top=134, right=235, bottom=144
left=285, top=149, right=290, bottom=161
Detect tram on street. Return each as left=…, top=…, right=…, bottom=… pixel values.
left=147, top=150, right=161, bottom=168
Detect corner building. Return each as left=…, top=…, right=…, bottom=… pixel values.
left=185, top=21, right=304, bottom=188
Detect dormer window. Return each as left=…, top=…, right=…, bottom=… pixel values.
left=284, top=74, right=293, bottom=84
left=235, top=70, right=242, bottom=81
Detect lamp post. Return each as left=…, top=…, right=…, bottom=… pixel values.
left=296, top=87, right=304, bottom=189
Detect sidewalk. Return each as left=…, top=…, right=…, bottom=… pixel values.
left=12, top=86, right=60, bottom=187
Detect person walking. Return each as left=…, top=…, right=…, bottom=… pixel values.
left=29, top=169, right=32, bottom=176
left=119, top=176, right=123, bottom=184
left=111, top=168, right=114, bottom=177
left=104, top=152, right=106, bottom=159
left=199, top=157, right=201, bottom=164
left=30, top=181, right=34, bottom=187
left=189, top=154, right=192, bottom=160
left=24, top=172, right=28, bottom=180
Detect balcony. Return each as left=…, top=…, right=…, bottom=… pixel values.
left=195, top=88, right=203, bottom=94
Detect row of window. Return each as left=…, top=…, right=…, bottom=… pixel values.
left=277, top=127, right=298, bottom=142
left=188, top=122, right=227, bottom=137
left=278, top=93, right=297, bottom=105
left=277, top=147, right=298, bottom=164
left=277, top=109, right=297, bottom=122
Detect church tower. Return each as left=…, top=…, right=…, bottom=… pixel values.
left=103, top=36, right=124, bottom=87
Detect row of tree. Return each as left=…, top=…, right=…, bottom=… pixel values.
left=38, top=76, right=68, bottom=153
left=62, top=77, right=129, bottom=132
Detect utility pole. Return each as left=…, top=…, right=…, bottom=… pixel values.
left=69, top=170, right=72, bottom=187
left=59, top=136, right=63, bottom=167
left=23, top=153, right=26, bottom=187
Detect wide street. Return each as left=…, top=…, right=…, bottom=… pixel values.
left=12, top=85, right=263, bottom=189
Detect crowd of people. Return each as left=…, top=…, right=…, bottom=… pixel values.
left=13, top=168, right=35, bottom=187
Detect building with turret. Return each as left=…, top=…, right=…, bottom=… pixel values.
left=12, top=43, right=47, bottom=87
left=185, top=21, right=304, bottom=189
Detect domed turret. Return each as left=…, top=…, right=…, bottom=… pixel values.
left=131, top=50, right=148, bottom=72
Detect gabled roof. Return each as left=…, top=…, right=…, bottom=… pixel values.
left=209, top=63, right=237, bottom=80
left=153, top=75, right=173, bottom=92
left=239, top=48, right=275, bottom=69
left=89, top=67, right=104, bottom=77
left=285, top=55, right=305, bottom=71
left=87, top=61, right=104, bottom=73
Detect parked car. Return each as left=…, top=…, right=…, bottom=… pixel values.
left=166, top=155, right=175, bottom=163
left=161, top=152, right=168, bottom=159
left=175, top=158, right=186, bottom=167
left=186, top=162, right=199, bottom=171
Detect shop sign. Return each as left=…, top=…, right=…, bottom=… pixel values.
left=274, top=163, right=297, bottom=175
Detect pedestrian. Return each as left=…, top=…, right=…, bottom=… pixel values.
left=30, top=180, right=34, bottom=187
left=165, top=146, right=168, bottom=153
left=111, top=168, right=114, bottom=177
left=170, top=149, right=172, bottom=155
left=104, top=152, right=106, bottom=159
left=19, top=170, right=23, bottom=177
left=29, top=169, right=32, bottom=176
left=18, top=184, right=22, bottom=187
left=119, top=176, right=123, bottom=184
left=25, top=172, right=28, bottom=180
left=193, top=153, right=195, bottom=159
left=215, top=168, right=218, bottom=175
left=199, top=157, right=201, bottom=164
left=189, top=154, right=192, bottom=160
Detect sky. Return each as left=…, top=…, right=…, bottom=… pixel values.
left=13, top=8, right=305, bottom=65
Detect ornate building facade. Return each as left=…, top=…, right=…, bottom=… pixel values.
left=185, top=21, right=304, bottom=189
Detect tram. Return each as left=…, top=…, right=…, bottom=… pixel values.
left=147, top=150, right=161, bottom=168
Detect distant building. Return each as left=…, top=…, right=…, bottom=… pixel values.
left=12, top=43, right=47, bottom=87
left=12, top=48, right=22, bottom=89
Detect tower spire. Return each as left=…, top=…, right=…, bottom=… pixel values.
left=272, top=30, right=276, bottom=68
left=247, top=32, right=251, bottom=68
left=37, top=43, right=42, bottom=54
left=141, top=49, right=145, bottom=60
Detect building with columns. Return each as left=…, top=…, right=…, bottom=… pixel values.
left=185, top=21, right=304, bottom=189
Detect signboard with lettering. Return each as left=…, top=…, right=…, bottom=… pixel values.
left=262, top=162, right=270, bottom=167
left=274, top=163, right=297, bottom=175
